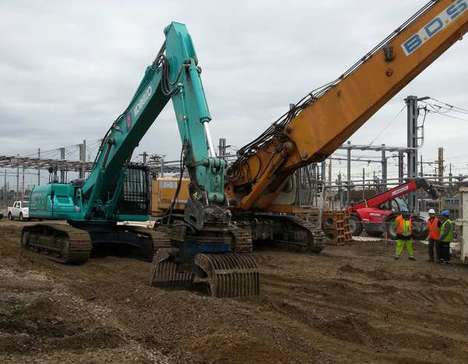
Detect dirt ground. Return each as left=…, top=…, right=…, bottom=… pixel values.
left=1, top=221, right=468, bottom=363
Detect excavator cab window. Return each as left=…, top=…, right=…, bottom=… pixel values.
left=118, top=164, right=150, bottom=215
left=394, top=198, right=409, bottom=212
left=390, top=200, right=399, bottom=212
left=379, top=201, right=392, bottom=210
left=382, top=199, right=407, bottom=212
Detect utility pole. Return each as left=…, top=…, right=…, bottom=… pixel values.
left=21, top=166, right=25, bottom=201
left=328, top=159, right=332, bottom=188
left=405, top=95, right=428, bottom=212
left=373, top=170, right=381, bottom=192
left=398, top=151, right=404, bottom=184
left=362, top=168, right=366, bottom=200
left=438, top=147, right=444, bottom=185
left=160, top=156, right=165, bottom=177
left=420, top=155, right=424, bottom=177
left=218, top=138, right=227, bottom=158
left=347, top=141, right=351, bottom=205
left=337, top=173, right=343, bottom=208
left=79, top=141, right=86, bottom=179
left=82, top=139, right=87, bottom=178
left=381, top=144, right=387, bottom=189
left=16, top=158, right=19, bottom=201
left=320, top=161, right=326, bottom=184
left=59, top=147, right=66, bottom=183
left=319, top=161, right=326, bottom=217
left=37, top=148, right=41, bottom=186
left=78, top=143, right=83, bottom=179
left=311, top=163, right=317, bottom=206
left=139, top=151, right=148, bottom=165
left=449, top=163, right=453, bottom=187
left=3, top=170, right=6, bottom=205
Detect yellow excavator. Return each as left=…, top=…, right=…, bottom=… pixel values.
left=153, top=0, right=468, bottom=256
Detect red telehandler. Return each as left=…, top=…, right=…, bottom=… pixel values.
left=348, top=178, right=438, bottom=239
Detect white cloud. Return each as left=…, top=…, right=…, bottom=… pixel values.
left=0, top=0, right=467, bottom=178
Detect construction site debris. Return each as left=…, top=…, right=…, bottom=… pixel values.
left=1, top=220, right=468, bottom=363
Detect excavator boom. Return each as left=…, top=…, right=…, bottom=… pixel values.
left=227, top=0, right=467, bottom=211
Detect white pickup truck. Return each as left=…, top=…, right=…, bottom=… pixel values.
left=7, top=200, right=29, bottom=221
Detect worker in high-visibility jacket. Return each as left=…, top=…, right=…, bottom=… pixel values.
left=394, top=210, right=415, bottom=260
left=438, top=210, right=453, bottom=264
left=426, top=209, right=441, bottom=262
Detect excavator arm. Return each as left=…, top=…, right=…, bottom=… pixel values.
left=226, top=0, right=467, bottom=211
left=78, top=22, right=225, bottom=223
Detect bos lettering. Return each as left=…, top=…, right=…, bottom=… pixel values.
left=402, top=0, right=467, bottom=56
left=447, top=0, right=468, bottom=19
left=425, top=18, right=443, bottom=37
left=403, top=34, right=422, bottom=55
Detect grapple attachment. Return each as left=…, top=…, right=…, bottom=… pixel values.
left=194, top=253, right=259, bottom=298
left=149, top=259, right=194, bottom=289
left=149, top=221, right=259, bottom=298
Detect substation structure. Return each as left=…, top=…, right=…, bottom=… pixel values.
left=1, top=96, right=465, bottom=215
left=0, top=142, right=91, bottom=206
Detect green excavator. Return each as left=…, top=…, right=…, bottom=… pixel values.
left=22, top=22, right=259, bottom=298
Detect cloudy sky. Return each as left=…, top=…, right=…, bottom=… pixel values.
left=1, top=0, right=467, bottom=184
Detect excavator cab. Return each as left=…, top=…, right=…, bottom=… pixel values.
left=117, top=164, right=150, bottom=217
left=388, top=198, right=409, bottom=213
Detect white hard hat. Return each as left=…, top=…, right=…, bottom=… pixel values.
left=428, top=209, right=436, bottom=214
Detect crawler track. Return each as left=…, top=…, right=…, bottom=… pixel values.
left=229, top=223, right=254, bottom=253
left=288, top=215, right=327, bottom=254
left=238, top=213, right=326, bottom=253
left=21, top=223, right=92, bottom=264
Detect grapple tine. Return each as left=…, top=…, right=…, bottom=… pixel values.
left=222, top=255, right=230, bottom=298
left=151, top=259, right=193, bottom=289
left=195, top=253, right=259, bottom=298
left=228, top=254, right=239, bottom=298
left=211, top=256, right=219, bottom=297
